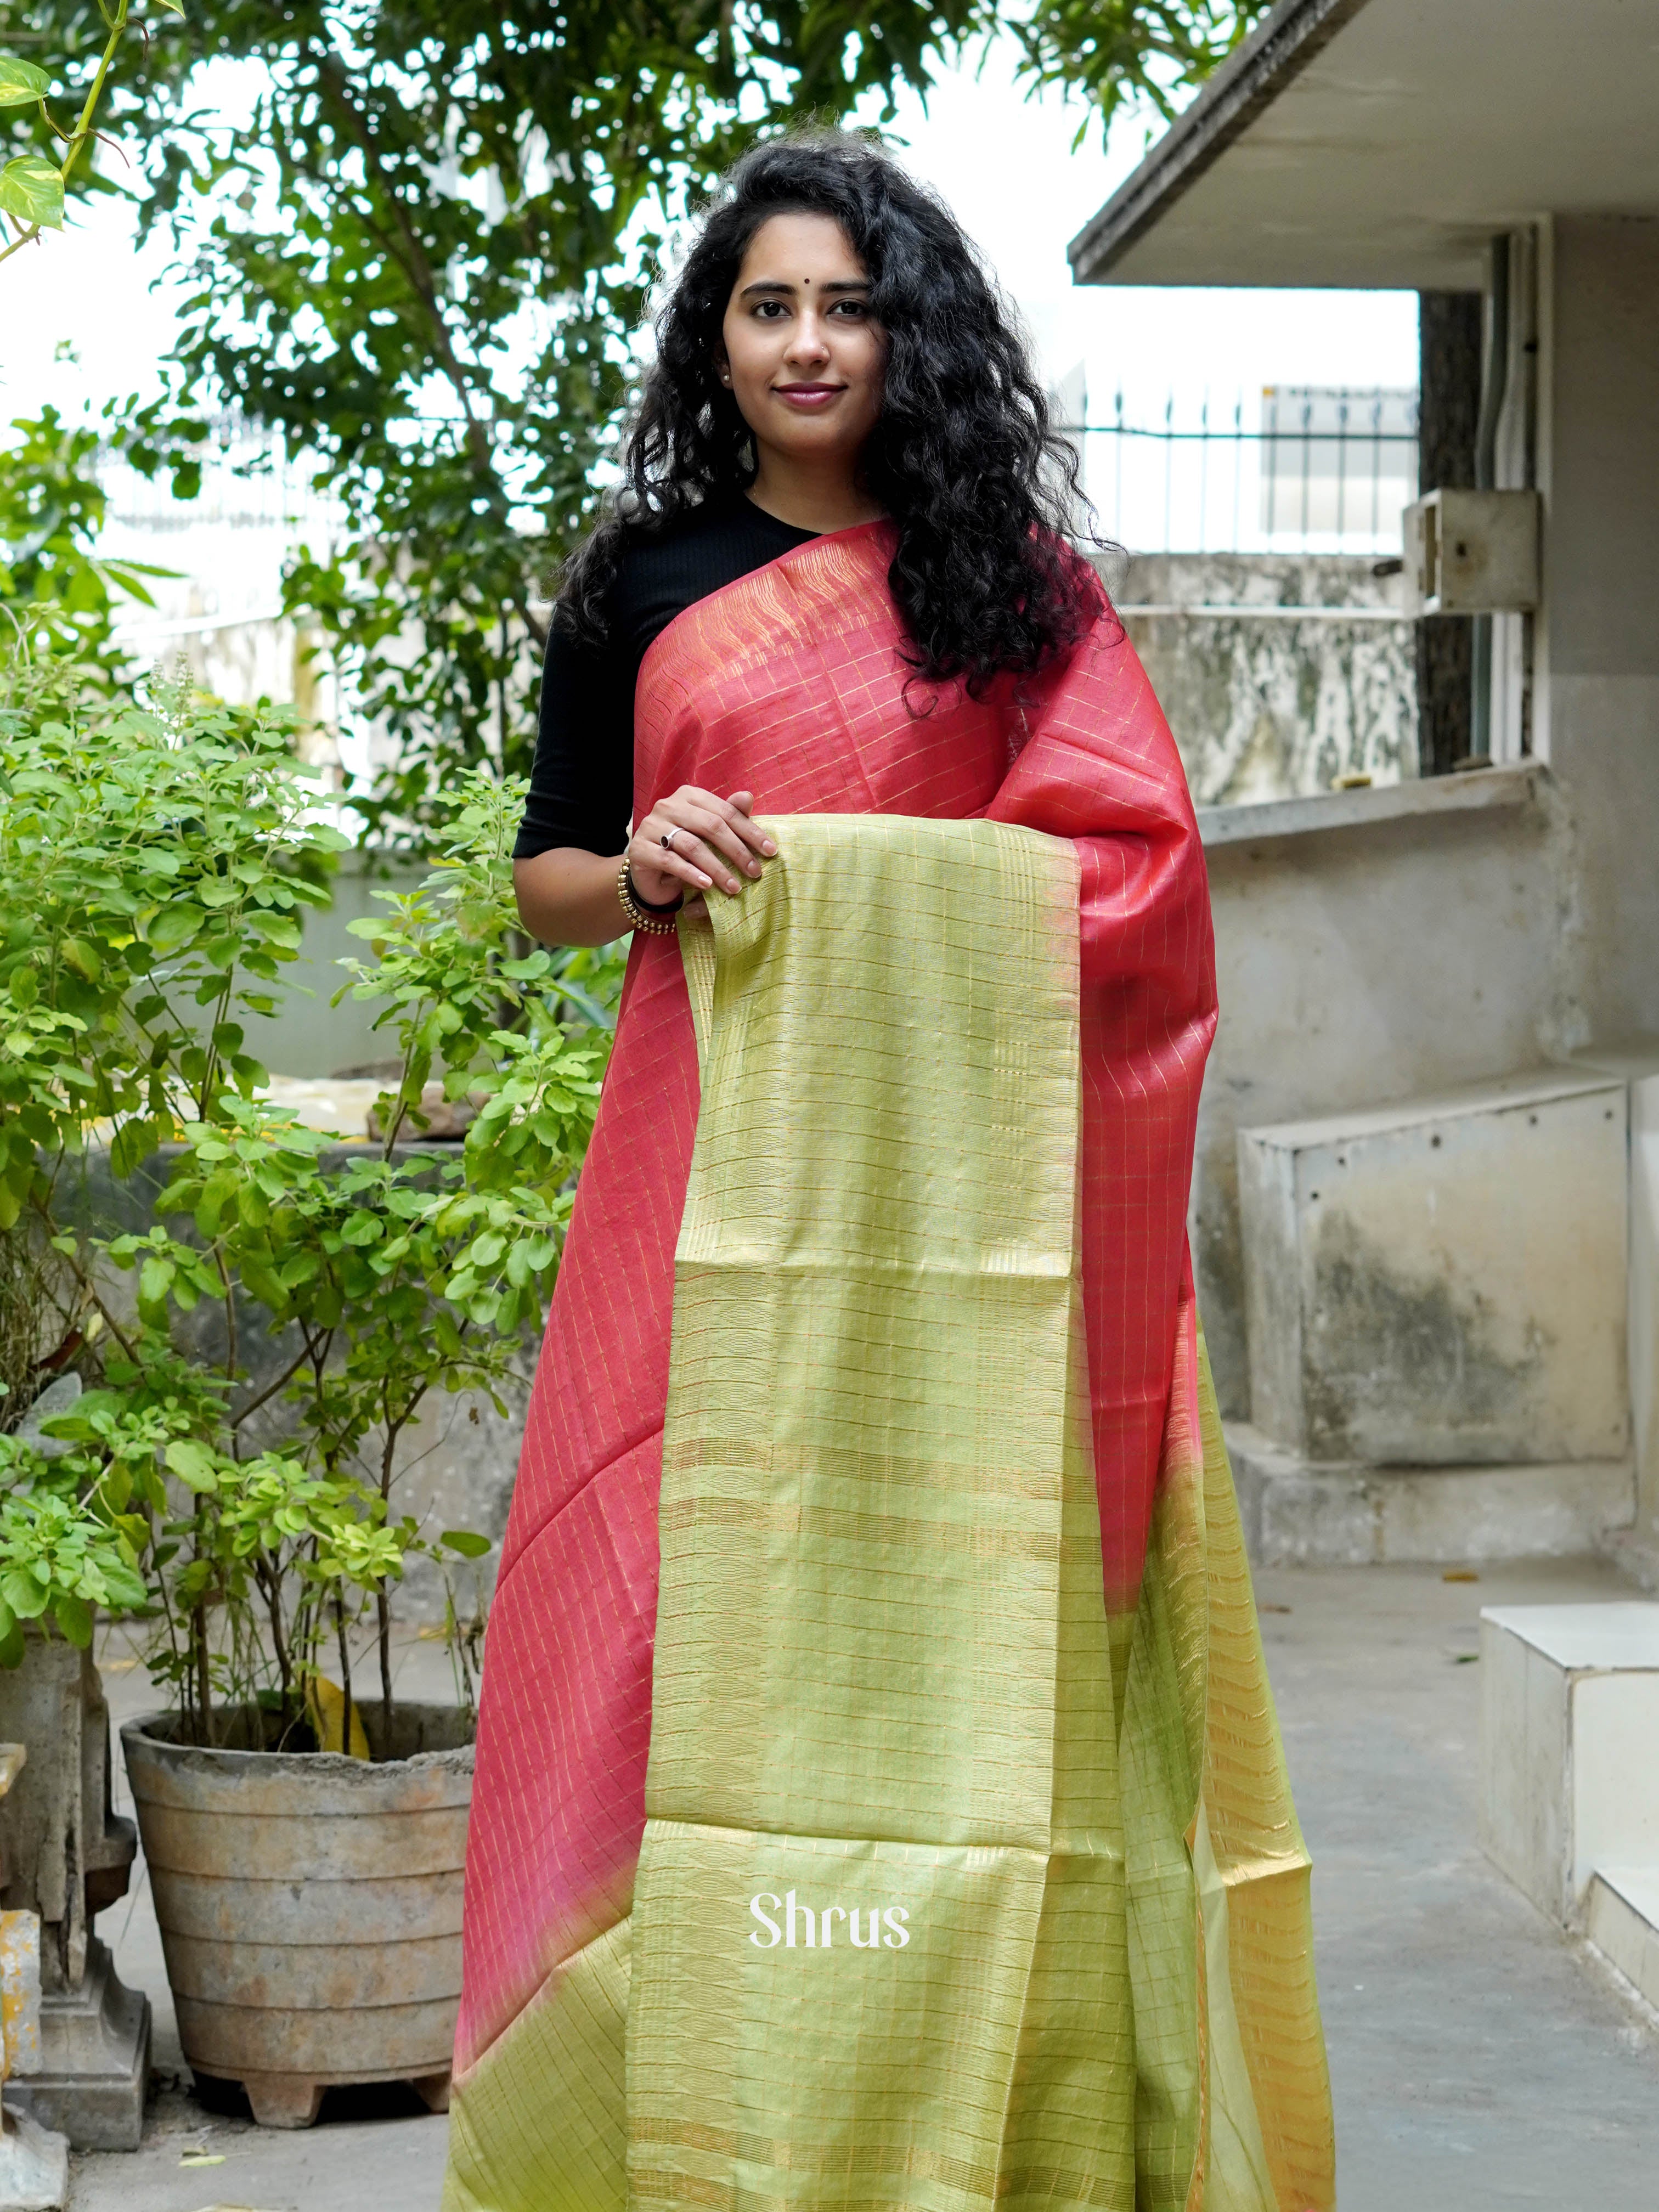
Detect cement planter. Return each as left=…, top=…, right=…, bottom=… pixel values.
left=120, top=1703, right=473, bottom=2128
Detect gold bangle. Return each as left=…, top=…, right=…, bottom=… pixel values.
left=617, top=860, right=681, bottom=936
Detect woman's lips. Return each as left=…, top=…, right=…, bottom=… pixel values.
left=773, top=383, right=844, bottom=409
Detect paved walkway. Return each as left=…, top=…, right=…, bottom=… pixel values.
left=70, top=1559, right=1659, bottom=2209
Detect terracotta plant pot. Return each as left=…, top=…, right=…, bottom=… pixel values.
left=120, top=1703, right=473, bottom=2128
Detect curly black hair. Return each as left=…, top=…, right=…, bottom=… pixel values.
left=558, top=132, right=1107, bottom=697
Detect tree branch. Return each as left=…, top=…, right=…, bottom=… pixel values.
left=230, top=1327, right=328, bottom=1431
left=29, top=1193, right=139, bottom=1368
left=309, top=47, right=495, bottom=481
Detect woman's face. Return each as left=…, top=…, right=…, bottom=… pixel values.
left=718, top=211, right=885, bottom=474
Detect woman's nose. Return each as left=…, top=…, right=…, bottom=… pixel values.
left=787, top=312, right=832, bottom=365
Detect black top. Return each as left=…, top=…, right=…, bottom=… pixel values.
left=515, top=497, right=819, bottom=860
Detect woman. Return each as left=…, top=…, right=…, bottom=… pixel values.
left=444, top=135, right=1333, bottom=2212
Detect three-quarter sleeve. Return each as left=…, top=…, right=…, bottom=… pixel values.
left=514, top=613, right=635, bottom=860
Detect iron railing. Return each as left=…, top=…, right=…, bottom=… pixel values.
left=1059, top=386, right=1420, bottom=555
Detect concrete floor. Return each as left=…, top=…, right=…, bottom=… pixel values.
left=71, top=1629, right=456, bottom=2212
left=65, top=1558, right=1659, bottom=2210
left=1257, top=1554, right=1658, bottom=2209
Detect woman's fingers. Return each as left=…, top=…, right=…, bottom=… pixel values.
left=636, top=817, right=752, bottom=899
left=640, top=818, right=737, bottom=895
left=629, top=830, right=712, bottom=897
left=672, top=787, right=775, bottom=862
left=655, top=793, right=770, bottom=888
left=628, top=817, right=715, bottom=900
left=629, top=788, right=777, bottom=905
left=691, top=797, right=771, bottom=874
left=722, top=792, right=778, bottom=860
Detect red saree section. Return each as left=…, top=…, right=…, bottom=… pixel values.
left=454, top=523, right=1216, bottom=2079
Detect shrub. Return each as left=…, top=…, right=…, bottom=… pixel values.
left=0, top=653, right=616, bottom=1749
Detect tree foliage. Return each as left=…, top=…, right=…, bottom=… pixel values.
left=0, top=401, right=187, bottom=688
left=1, top=3, right=1268, bottom=831
left=0, top=0, right=184, bottom=266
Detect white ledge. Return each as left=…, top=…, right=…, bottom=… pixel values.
left=1121, top=602, right=1410, bottom=622
left=1198, top=760, right=1548, bottom=848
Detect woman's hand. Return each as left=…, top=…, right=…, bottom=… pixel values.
left=629, top=786, right=777, bottom=905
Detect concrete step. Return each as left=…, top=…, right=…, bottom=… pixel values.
left=1585, top=1868, right=1659, bottom=2007
left=1479, top=1602, right=1659, bottom=1923
left=1227, top=1422, right=1632, bottom=1566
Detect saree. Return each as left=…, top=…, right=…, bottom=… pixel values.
left=443, top=524, right=1334, bottom=2212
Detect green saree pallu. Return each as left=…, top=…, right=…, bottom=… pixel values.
left=444, top=527, right=1333, bottom=2211
left=447, top=813, right=1333, bottom=2211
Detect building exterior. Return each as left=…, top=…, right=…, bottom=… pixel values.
left=1070, top=0, right=1659, bottom=1571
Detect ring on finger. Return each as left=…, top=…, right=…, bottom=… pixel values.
left=661, top=830, right=680, bottom=854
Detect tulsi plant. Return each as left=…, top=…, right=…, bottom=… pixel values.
left=0, top=649, right=614, bottom=1753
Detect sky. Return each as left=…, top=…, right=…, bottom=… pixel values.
left=2, top=31, right=1418, bottom=440
left=873, top=37, right=1418, bottom=410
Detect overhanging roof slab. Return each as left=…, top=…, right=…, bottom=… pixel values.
left=1069, top=0, right=1659, bottom=291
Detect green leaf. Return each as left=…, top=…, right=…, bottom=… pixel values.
left=1, top=1570, right=47, bottom=1621
left=44, top=1387, right=121, bottom=1432
left=235, top=1259, right=284, bottom=1311
left=100, top=1560, right=148, bottom=1610
left=0, top=1617, right=24, bottom=1671
left=110, top=1116, right=162, bottom=1180
left=164, top=1438, right=219, bottom=1493
left=113, top=1514, right=150, bottom=1556
left=150, top=0, right=186, bottom=16
left=0, top=154, right=64, bottom=230
left=53, top=1592, right=93, bottom=1649
left=440, top=1529, right=492, bottom=1559
left=194, top=1167, right=240, bottom=1238
left=59, top=936, right=101, bottom=981
left=148, top=904, right=205, bottom=953
left=247, top=910, right=301, bottom=950
left=138, top=1255, right=175, bottom=1307
left=0, top=58, right=51, bottom=107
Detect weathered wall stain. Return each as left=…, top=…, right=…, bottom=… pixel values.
left=1304, top=1207, right=1553, bottom=1464
left=1116, top=552, right=1417, bottom=805
left=1199, top=782, right=1563, bottom=1425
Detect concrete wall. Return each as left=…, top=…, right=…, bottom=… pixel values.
left=1236, top=1073, right=1629, bottom=1468
left=1195, top=766, right=1570, bottom=1416
left=1535, top=216, right=1659, bottom=1049
left=1114, top=552, right=1417, bottom=806
left=1631, top=1074, right=1659, bottom=1545
left=1189, top=216, right=1659, bottom=1436
left=239, top=851, right=427, bottom=1081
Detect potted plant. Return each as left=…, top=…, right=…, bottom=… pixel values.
left=0, top=660, right=616, bottom=2122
